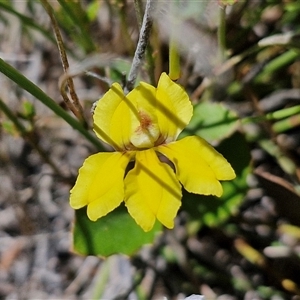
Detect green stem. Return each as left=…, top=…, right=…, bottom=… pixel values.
left=267, top=105, right=300, bottom=121
left=168, top=2, right=180, bottom=80
left=0, top=58, right=104, bottom=151
left=169, top=39, right=180, bottom=81
left=255, top=50, right=300, bottom=83
left=242, top=105, right=300, bottom=125
left=218, top=4, right=227, bottom=62
left=272, top=115, right=300, bottom=133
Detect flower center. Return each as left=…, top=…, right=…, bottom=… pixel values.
left=136, top=111, right=152, bottom=132
left=130, top=110, right=160, bottom=149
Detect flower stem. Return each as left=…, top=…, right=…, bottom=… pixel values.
left=169, top=37, right=180, bottom=81
left=126, top=0, right=154, bottom=93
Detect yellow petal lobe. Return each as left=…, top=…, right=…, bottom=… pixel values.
left=156, top=73, right=193, bottom=142
left=124, top=149, right=182, bottom=232
left=93, top=83, right=132, bottom=150
left=70, top=151, right=132, bottom=221
left=156, top=136, right=236, bottom=197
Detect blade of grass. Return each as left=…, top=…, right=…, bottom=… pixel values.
left=0, top=57, right=104, bottom=151
left=266, top=105, right=300, bottom=121
left=255, top=49, right=300, bottom=83
left=272, top=114, right=300, bottom=133
left=0, top=2, right=76, bottom=58
left=0, top=2, right=55, bottom=43
left=242, top=105, right=300, bottom=125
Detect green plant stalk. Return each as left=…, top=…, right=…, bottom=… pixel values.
left=272, top=114, right=300, bottom=133
left=266, top=105, right=300, bottom=121
left=169, top=39, right=180, bottom=81
left=242, top=105, right=300, bottom=125
left=0, top=58, right=104, bottom=150
left=0, top=99, right=64, bottom=177
left=218, top=4, right=227, bottom=62
left=255, top=49, right=300, bottom=83
left=168, top=2, right=180, bottom=80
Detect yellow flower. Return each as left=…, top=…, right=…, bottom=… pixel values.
left=70, top=73, right=236, bottom=232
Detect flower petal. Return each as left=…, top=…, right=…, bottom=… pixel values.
left=126, top=82, right=160, bottom=148
left=156, top=136, right=236, bottom=197
left=93, top=83, right=132, bottom=150
left=70, top=151, right=132, bottom=221
left=124, top=149, right=182, bottom=232
left=156, top=73, right=193, bottom=142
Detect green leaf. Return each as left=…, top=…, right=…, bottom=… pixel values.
left=73, top=205, right=162, bottom=257
left=182, top=101, right=239, bottom=143
left=182, top=132, right=251, bottom=234
left=0, top=58, right=104, bottom=150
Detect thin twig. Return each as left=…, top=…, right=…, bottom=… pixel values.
left=40, top=0, right=86, bottom=125
left=126, top=0, right=154, bottom=93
